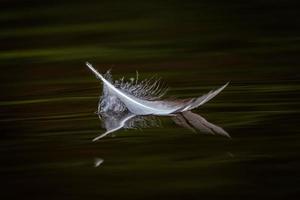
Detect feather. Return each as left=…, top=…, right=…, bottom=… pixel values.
left=175, top=82, right=229, bottom=112
left=86, top=62, right=228, bottom=115
left=87, top=62, right=184, bottom=115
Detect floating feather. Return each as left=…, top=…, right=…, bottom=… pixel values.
left=86, top=62, right=228, bottom=115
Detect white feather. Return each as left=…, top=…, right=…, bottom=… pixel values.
left=178, top=82, right=229, bottom=112
left=86, top=62, right=228, bottom=115
left=87, top=62, right=184, bottom=115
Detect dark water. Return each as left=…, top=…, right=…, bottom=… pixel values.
left=1, top=1, right=300, bottom=199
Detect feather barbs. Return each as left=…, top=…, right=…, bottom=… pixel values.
left=86, top=62, right=228, bottom=115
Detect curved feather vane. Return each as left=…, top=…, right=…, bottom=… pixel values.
left=86, top=62, right=228, bottom=115
left=87, top=62, right=184, bottom=115
left=175, top=82, right=229, bottom=112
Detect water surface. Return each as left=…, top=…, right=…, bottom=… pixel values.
left=1, top=1, right=300, bottom=199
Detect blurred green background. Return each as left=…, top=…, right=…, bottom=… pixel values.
left=1, top=0, right=300, bottom=199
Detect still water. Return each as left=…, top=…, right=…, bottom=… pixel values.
left=1, top=1, right=300, bottom=199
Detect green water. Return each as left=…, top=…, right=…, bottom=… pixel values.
left=1, top=1, right=300, bottom=199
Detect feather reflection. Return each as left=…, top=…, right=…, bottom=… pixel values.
left=94, top=111, right=229, bottom=141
